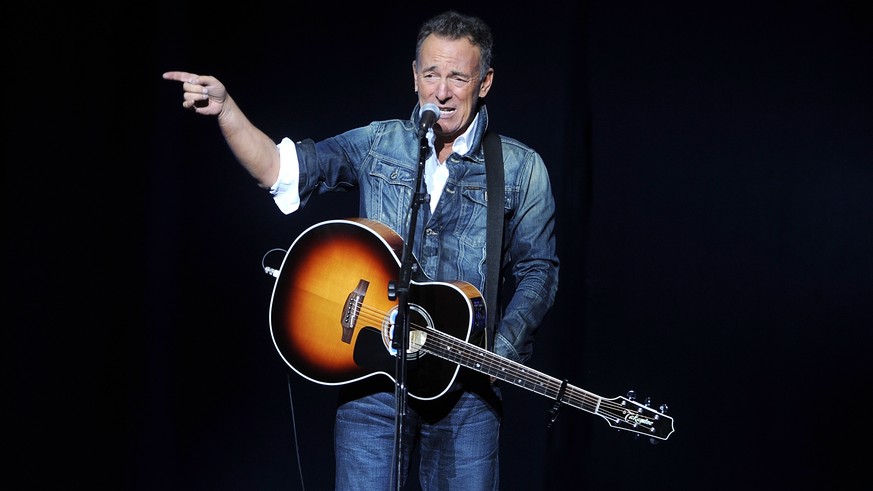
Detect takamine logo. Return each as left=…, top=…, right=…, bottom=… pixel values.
left=624, top=411, right=654, bottom=427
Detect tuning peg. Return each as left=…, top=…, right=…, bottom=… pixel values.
left=648, top=403, right=669, bottom=445
left=626, top=390, right=636, bottom=401
left=644, top=396, right=652, bottom=407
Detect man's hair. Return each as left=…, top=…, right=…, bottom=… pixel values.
left=415, top=10, right=494, bottom=82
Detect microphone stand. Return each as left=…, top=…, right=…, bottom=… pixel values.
left=392, top=129, right=431, bottom=490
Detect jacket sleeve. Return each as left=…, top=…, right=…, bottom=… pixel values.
left=492, top=149, right=560, bottom=364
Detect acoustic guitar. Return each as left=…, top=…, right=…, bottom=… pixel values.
left=269, top=218, right=674, bottom=441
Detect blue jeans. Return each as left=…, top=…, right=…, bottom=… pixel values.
left=335, top=384, right=502, bottom=490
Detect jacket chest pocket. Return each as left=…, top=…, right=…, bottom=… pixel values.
left=455, top=186, right=488, bottom=247
left=367, top=161, right=416, bottom=229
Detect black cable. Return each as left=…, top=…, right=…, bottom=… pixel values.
left=286, top=371, right=306, bottom=491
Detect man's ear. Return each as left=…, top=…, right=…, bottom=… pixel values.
left=479, top=68, right=494, bottom=97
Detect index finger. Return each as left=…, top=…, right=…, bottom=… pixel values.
left=162, top=71, right=199, bottom=83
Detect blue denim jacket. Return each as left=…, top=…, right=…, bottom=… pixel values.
left=294, top=104, right=559, bottom=364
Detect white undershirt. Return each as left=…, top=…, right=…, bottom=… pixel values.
left=423, top=114, right=479, bottom=212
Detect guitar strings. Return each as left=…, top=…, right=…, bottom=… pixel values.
left=350, top=303, right=636, bottom=420
left=344, top=302, right=668, bottom=437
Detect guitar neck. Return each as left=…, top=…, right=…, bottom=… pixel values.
left=418, top=326, right=598, bottom=412
left=418, top=326, right=675, bottom=441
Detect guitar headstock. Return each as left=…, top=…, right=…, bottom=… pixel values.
left=598, top=390, right=675, bottom=441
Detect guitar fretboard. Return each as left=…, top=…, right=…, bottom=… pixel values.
left=416, top=326, right=673, bottom=440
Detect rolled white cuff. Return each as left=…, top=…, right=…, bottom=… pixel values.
left=270, top=137, right=301, bottom=214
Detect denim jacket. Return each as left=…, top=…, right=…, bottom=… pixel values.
left=292, top=104, right=559, bottom=365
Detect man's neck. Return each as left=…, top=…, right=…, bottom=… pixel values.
left=435, top=138, right=455, bottom=163
left=434, top=121, right=472, bottom=163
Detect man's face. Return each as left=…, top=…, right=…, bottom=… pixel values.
left=413, top=34, right=493, bottom=141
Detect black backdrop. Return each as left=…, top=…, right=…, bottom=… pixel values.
left=7, top=1, right=871, bottom=490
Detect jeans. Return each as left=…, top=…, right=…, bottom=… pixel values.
left=334, top=385, right=502, bottom=490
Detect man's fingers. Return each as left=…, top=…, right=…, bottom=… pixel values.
left=162, top=71, right=199, bottom=84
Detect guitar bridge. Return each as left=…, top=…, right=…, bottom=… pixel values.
left=341, top=279, right=369, bottom=343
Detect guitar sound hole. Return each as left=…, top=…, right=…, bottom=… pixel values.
left=381, top=304, right=432, bottom=360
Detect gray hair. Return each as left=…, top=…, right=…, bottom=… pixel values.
left=415, top=11, right=494, bottom=82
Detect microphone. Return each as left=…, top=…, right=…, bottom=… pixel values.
left=418, top=103, right=441, bottom=138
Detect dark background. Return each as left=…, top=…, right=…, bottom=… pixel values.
left=7, top=1, right=871, bottom=490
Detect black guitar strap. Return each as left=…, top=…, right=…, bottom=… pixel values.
left=483, top=131, right=504, bottom=349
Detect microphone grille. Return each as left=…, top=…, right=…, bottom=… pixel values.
left=420, top=103, right=441, bottom=120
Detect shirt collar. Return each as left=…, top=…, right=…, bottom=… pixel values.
left=453, top=113, right=480, bottom=156
left=427, top=112, right=481, bottom=157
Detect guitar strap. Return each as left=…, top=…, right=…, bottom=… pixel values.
left=483, top=130, right=504, bottom=350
